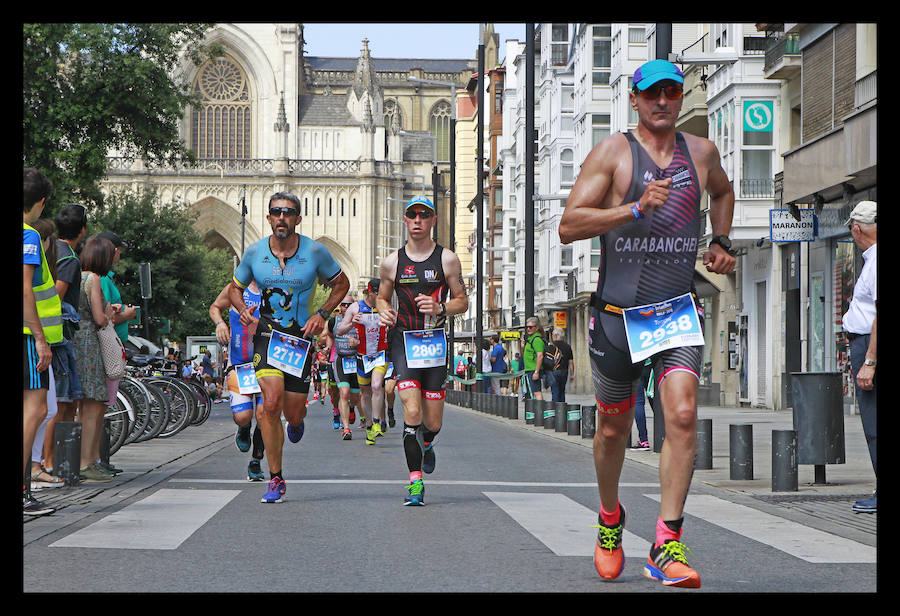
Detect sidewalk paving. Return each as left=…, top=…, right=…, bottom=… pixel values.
left=25, top=395, right=877, bottom=547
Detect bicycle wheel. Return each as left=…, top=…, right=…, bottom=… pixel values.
left=150, top=378, right=194, bottom=438
left=120, top=377, right=152, bottom=445
left=105, top=393, right=132, bottom=456
left=185, top=380, right=212, bottom=426
left=134, top=380, right=171, bottom=442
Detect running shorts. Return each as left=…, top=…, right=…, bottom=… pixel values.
left=332, top=354, right=360, bottom=393
left=588, top=306, right=703, bottom=417
left=388, top=330, right=446, bottom=401
left=251, top=325, right=313, bottom=395
left=225, top=367, right=263, bottom=414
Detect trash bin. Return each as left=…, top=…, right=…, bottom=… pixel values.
left=790, top=372, right=845, bottom=466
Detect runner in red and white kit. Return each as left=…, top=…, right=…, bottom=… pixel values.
left=377, top=196, right=467, bottom=506
left=335, top=279, right=390, bottom=445
left=560, top=60, right=735, bottom=588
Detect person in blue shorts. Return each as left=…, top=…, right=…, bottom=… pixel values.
left=229, top=192, right=349, bottom=503
left=210, top=279, right=267, bottom=481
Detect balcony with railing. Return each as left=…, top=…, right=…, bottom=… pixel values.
left=740, top=178, right=774, bottom=198
left=763, top=33, right=801, bottom=80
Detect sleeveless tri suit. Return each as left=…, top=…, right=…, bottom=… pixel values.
left=588, top=131, right=706, bottom=416
left=388, top=244, right=450, bottom=399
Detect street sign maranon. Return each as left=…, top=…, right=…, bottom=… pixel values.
left=770, top=209, right=817, bottom=242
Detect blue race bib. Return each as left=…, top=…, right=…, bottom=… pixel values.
left=266, top=330, right=311, bottom=378
left=403, top=328, right=447, bottom=369
left=622, top=292, right=703, bottom=363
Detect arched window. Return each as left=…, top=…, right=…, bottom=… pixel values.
left=191, top=54, right=251, bottom=159
left=430, top=100, right=451, bottom=162
left=561, top=148, right=575, bottom=183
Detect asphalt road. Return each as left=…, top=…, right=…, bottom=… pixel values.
left=22, top=397, right=877, bottom=593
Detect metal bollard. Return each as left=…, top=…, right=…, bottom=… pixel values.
left=772, top=429, right=798, bottom=492
left=581, top=404, right=596, bottom=439
left=534, top=399, right=545, bottom=427
left=99, top=419, right=111, bottom=465
left=524, top=399, right=536, bottom=424
left=729, top=424, right=753, bottom=480
left=694, top=418, right=712, bottom=469
left=554, top=402, right=568, bottom=432
left=651, top=393, right=665, bottom=452
left=567, top=404, right=581, bottom=436
left=509, top=395, right=519, bottom=420
left=53, top=421, right=83, bottom=486
left=543, top=401, right=556, bottom=429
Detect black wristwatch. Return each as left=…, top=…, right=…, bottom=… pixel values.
left=709, top=235, right=733, bottom=253
left=316, top=308, right=332, bottom=321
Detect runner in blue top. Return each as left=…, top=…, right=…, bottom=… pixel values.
left=229, top=192, right=350, bottom=503
left=210, top=279, right=266, bottom=481
left=559, top=60, right=735, bottom=588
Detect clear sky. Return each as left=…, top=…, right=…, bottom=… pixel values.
left=302, top=23, right=527, bottom=62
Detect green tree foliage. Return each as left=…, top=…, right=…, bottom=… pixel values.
left=90, top=189, right=234, bottom=344
left=23, top=23, right=221, bottom=213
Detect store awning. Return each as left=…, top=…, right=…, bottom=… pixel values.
left=693, top=265, right=723, bottom=298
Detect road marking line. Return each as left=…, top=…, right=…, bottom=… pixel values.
left=644, top=493, right=877, bottom=564
left=169, top=478, right=658, bottom=488
left=49, top=489, right=240, bottom=551
left=484, top=492, right=652, bottom=557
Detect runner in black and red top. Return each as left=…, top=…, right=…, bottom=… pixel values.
left=559, top=60, right=735, bottom=588
left=377, top=196, right=467, bottom=506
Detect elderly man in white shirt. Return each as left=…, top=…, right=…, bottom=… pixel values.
left=842, top=200, right=877, bottom=514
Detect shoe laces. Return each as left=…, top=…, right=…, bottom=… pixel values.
left=267, top=477, right=284, bottom=492
left=590, top=521, right=623, bottom=551
left=657, top=540, right=692, bottom=565
left=408, top=480, right=424, bottom=497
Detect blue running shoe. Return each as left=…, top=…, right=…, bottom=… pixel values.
left=235, top=424, right=252, bottom=453
left=422, top=443, right=436, bottom=474
left=287, top=420, right=305, bottom=443
left=247, top=460, right=265, bottom=482
left=403, top=479, right=425, bottom=506
left=261, top=476, right=286, bottom=503
left=332, top=413, right=341, bottom=430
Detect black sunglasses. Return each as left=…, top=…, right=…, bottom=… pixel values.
left=340, top=302, right=352, bottom=307
left=635, top=83, right=683, bottom=100
left=269, top=206, right=299, bottom=217
left=405, top=209, right=434, bottom=220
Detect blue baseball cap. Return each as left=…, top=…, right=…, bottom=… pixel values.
left=633, top=59, right=684, bottom=91
left=405, top=195, right=436, bottom=214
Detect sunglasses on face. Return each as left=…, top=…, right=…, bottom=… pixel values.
left=340, top=302, right=352, bottom=307
left=269, top=207, right=299, bottom=217
left=405, top=209, right=434, bottom=220
left=635, top=84, right=683, bottom=100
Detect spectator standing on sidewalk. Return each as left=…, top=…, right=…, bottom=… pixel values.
left=490, top=334, right=507, bottom=394
left=522, top=317, right=545, bottom=400
left=42, top=203, right=88, bottom=474
left=842, top=200, right=877, bottom=514
left=23, top=167, right=62, bottom=516
left=29, top=219, right=66, bottom=489
left=73, top=235, right=118, bottom=482
left=629, top=359, right=652, bottom=450
left=96, top=230, right=136, bottom=475
left=548, top=328, right=574, bottom=403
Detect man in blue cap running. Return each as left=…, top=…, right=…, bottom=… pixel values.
left=559, top=59, right=736, bottom=588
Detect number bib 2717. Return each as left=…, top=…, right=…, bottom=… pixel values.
left=235, top=361, right=261, bottom=394
left=266, top=330, right=311, bottom=378
left=403, top=328, right=446, bottom=369
left=622, top=292, right=703, bottom=363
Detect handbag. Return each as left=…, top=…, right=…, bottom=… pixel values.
left=86, top=273, right=127, bottom=380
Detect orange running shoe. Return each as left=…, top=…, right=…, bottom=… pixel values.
left=643, top=540, right=701, bottom=588
left=592, top=505, right=626, bottom=580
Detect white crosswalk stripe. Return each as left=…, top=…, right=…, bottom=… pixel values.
left=484, top=492, right=652, bottom=557
left=644, top=493, right=877, bottom=564
left=49, top=489, right=240, bottom=550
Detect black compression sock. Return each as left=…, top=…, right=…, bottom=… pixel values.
left=422, top=426, right=441, bottom=445
left=403, top=423, right=423, bottom=472
left=252, top=424, right=265, bottom=459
